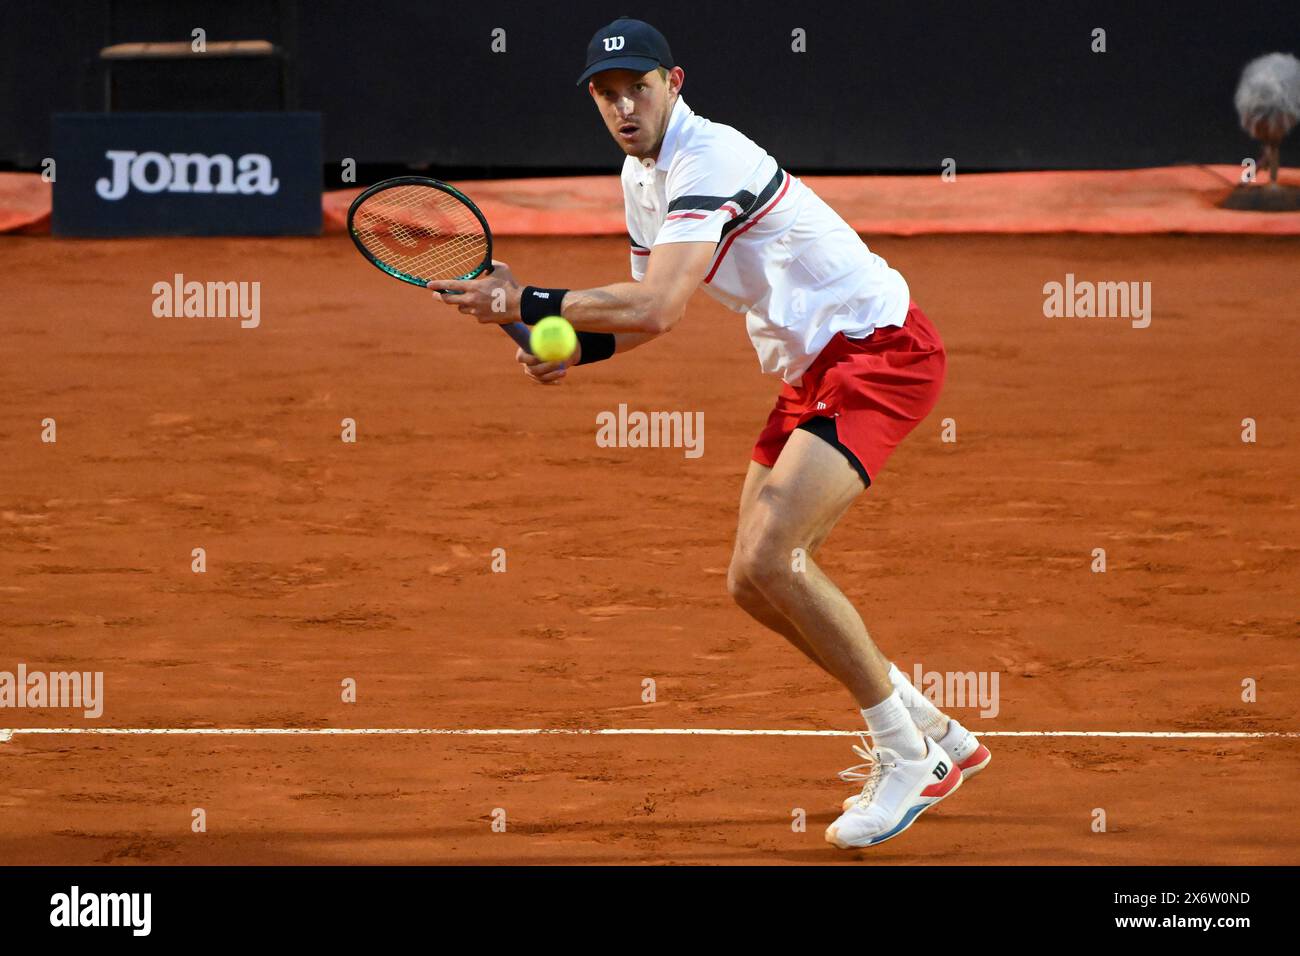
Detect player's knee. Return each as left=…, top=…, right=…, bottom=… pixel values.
left=726, top=556, right=764, bottom=609
left=731, top=528, right=796, bottom=595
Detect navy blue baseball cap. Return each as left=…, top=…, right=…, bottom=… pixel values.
left=577, top=17, right=674, bottom=86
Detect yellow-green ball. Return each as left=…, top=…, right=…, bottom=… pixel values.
left=529, top=315, right=577, bottom=363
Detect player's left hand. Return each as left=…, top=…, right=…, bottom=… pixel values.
left=427, top=259, right=521, bottom=324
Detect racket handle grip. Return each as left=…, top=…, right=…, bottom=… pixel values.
left=483, top=264, right=534, bottom=353
left=500, top=321, right=532, bottom=353
left=481, top=264, right=532, bottom=352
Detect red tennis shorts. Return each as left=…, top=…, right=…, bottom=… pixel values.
left=751, top=301, right=946, bottom=484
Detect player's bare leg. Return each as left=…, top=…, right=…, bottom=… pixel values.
left=727, top=429, right=974, bottom=847
left=728, top=439, right=992, bottom=807
left=730, top=458, right=958, bottom=718
left=727, top=460, right=838, bottom=675
left=729, top=430, right=895, bottom=708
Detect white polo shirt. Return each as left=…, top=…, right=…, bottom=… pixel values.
left=622, top=97, right=910, bottom=385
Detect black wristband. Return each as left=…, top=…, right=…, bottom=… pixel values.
left=520, top=287, right=569, bottom=325
left=575, top=331, right=616, bottom=365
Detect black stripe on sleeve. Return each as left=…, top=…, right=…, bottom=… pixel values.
left=716, top=167, right=785, bottom=244
left=666, top=189, right=756, bottom=214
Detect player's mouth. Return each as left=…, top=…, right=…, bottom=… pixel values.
left=617, top=122, right=640, bottom=142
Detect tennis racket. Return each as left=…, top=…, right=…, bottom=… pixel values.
left=346, top=176, right=532, bottom=351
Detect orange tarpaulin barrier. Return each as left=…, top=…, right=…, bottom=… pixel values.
left=0, top=173, right=52, bottom=234
left=5, top=166, right=1300, bottom=237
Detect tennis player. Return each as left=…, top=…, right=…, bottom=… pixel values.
left=428, top=17, right=990, bottom=849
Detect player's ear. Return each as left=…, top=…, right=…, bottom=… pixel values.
left=668, top=66, right=685, bottom=96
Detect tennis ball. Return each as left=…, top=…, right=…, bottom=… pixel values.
left=529, top=315, right=578, bottom=363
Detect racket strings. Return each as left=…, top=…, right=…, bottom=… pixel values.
left=352, top=185, right=488, bottom=281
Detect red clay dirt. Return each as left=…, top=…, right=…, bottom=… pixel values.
left=0, top=233, right=1296, bottom=865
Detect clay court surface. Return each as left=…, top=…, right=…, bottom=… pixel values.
left=1, top=233, right=1296, bottom=865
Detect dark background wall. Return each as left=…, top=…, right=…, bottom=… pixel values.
left=4, top=0, right=1298, bottom=174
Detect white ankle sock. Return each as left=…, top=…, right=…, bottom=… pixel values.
left=861, top=690, right=927, bottom=760
left=888, top=663, right=952, bottom=740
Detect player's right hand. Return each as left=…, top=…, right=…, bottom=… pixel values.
left=516, top=347, right=570, bottom=385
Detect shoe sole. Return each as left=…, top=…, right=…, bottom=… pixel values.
left=840, top=742, right=990, bottom=811
left=826, top=762, right=964, bottom=849
left=958, top=744, right=991, bottom=778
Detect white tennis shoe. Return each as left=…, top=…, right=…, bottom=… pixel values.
left=825, top=735, right=962, bottom=849
left=840, top=718, right=991, bottom=811
left=935, top=717, right=992, bottom=778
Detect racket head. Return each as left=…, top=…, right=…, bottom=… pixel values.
left=346, top=177, right=493, bottom=288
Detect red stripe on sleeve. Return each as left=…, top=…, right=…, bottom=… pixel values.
left=704, top=173, right=791, bottom=284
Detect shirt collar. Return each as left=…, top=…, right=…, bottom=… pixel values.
left=637, top=96, right=691, bottom=179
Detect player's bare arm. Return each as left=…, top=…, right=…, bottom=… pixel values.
left=557, top=239, right=714, bottom=333
left=431, top=240, right=712, bottom=385
left=427, top=239, right=713, bottom=335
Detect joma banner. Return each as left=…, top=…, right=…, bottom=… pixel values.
left=52, top=113, right=321, bottom=236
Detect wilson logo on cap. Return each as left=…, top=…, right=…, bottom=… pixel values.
left=578, top=18, right=674, bottom=86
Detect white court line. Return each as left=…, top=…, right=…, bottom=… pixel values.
left=1, top=727, right=1296, bottom=742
